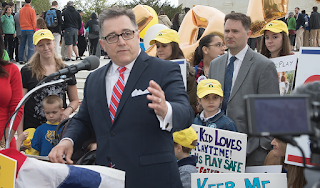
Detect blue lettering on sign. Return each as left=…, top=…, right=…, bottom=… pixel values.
left=225, top=181, right=235, bottom=188
left=197, top=178, right=208, bottom=188
left=245, top=177, right=270, bottom=188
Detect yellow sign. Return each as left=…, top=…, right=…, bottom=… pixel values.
left=0, top=153, right=16, bottom=188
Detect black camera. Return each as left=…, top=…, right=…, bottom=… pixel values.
left=245, top=81, right=320, bottom=165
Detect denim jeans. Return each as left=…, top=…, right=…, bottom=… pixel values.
left=19, top=30, right=35, bottom=62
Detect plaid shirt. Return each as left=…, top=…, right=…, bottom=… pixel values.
left=195, top=60, right=204, bottom=81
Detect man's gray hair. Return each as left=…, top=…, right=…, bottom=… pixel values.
left=67, top=1, right=74, bottom=6
left=99, top=7, right=138, bottom=37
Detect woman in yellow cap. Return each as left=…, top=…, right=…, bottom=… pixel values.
left=150, top=28, right=197, bottom=113
left=260, top=20, right=292, bottom=58
left=18, top=29, right=79, bottom=135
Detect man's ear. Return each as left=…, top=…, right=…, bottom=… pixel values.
left=246, top=29, right=252, bottom=39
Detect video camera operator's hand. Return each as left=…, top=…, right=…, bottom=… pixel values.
left=48, top=139, right=73, bottom=164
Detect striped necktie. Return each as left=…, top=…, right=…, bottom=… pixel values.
left=222, top=56, right=237, bottom=112
left=109, top=66, right=126, bottom=123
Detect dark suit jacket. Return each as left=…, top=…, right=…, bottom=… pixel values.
left=296, top=13, right=305, bottom=30
left=208, top=47, right=280, bottom=166
left=63, top=50, right=194, bottom=187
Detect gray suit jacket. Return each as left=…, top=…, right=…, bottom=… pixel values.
left=208, top=47, right=280, bottom=166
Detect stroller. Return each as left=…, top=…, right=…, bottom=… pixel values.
left=52, top=118, right=96, bottom=165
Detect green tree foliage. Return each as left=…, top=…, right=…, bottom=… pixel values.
left=120, top=0, right=183, bottom=21
left=75, top=0, right=182, bottom=26
left=31, top=0, right=50, bottom=15
left=74, top=0, right=109, bottom=24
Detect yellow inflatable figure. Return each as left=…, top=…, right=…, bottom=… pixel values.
left=247, top=0, right=288, bottom=38
left=133, top=5, right=158, bottom=39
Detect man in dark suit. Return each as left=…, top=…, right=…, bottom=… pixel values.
left=208, top=13, right=279, bottom=166
left=295, top=7, right=305, bottom=51
left=49, top=7, right=194, bottom=187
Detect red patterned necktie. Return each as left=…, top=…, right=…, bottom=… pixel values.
left=109, top=66, right=126, bottom=123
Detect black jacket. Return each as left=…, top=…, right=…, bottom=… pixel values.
left=296, top=13, right=305, bottom=30
left=85, top=19, right=99, bottom=39
left=43, top=8, right=63, bottom=34
left=310, top=12, right=320, bottom=29
left=62, top=6, right=81, bottom=30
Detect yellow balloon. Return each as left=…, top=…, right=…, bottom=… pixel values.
left=179, top=5, right=225, bottom=63
left=247, top=0, right=288, bottom=38
left=139, top=5, right=158, bottom=39
left=133, top=5, right=153, bottom=32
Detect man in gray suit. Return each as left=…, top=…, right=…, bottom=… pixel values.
left=208, top=13, right=279, bottom=166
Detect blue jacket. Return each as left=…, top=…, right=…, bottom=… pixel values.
left=193, top=111, right=238, bottom=132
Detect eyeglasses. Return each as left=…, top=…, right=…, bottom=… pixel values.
left=101, top=30, right=135, bottom=44
left=207, top=43, right=226, bottom=48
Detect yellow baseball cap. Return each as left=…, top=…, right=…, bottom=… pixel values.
left=149, top=29, right=180, bottom=45
left=197, top=79, right=223, bottom=98
left=173, top=127, right=198, bottom=149
left=260, top=20, right=289, bottom=36
left=33, top=29, right=55, bottom=45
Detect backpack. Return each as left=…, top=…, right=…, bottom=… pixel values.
left=45, top=9, right=58, bottom=28
left=91, top=24, right=99, bottom=35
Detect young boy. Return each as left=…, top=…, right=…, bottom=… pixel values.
left=194, top=79, right=238, bottom=132
left=173, top=127, right=198, bottom=188
left=31, top=95, right=64, bottom=156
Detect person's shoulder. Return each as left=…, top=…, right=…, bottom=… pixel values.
left=21, top=64, right=31, bottom=71
left=211, top=53, right=227, bottom=64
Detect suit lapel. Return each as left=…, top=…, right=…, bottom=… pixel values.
left=99, top=62, right=112, bottom=126
left=229, top=48, right=253, bottom=101
left=113, top=51, right=149, bottom=124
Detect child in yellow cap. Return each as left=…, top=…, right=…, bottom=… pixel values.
left=173, top=126, right=198, bottom=188
left=194, top=79, right=238, bottom=131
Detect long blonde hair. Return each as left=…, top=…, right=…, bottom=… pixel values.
left=28, top=52, right=65, bottom=81
left=275, top=139, right=307, bottom=188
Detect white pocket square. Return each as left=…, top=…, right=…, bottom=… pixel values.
left=131, top=89, right=150, bottom=97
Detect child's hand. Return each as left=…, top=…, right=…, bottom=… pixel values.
left=17, top=132, right=29, bottom=142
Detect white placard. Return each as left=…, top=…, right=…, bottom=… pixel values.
left=295, top=47, right=320, bottom=88
left=285, top=135, right=314, bottom=167
left=191, top=173, right=287, bottom=188
left=190, top=124, right=247, bottom=173
left=245, top=165, right=282, bottom=173
left=270, top=54, right=297, bottom=95
left=171, top=59, right=187, bottom=90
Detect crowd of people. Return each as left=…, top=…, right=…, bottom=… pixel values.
left=0, top=1, right=318, bottom=188
left=0, top=0, right=106, bottom=65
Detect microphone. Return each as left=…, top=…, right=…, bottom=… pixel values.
left=48, top=56, right=100, bottom=78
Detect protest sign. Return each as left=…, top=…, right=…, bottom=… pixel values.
left=191, top=173, right=287, bottom=188
left=295, top=47, right=320, bottom=87
left=171, top=59, right=187, bottom=90
left=245, top=165, right=282, bottom=173
left=270, top=54, right=297, bottom=95
left=190, top=124, right=247, bottom=173
left=285, top=135, right=314, bottom=167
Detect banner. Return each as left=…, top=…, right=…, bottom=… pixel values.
left=190, top=124, right=247, bottom=173
left=285, top=135, right=314, bottom=167
left=191, top=173, right=287, bottom=188
left=171, top=59, right=187, bottom=90
left=270, top=54, right=297, bottom=95
left=295, top=47, right=320, bottom=87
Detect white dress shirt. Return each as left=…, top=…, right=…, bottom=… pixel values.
left=227, top=44, right=249, bottom=92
